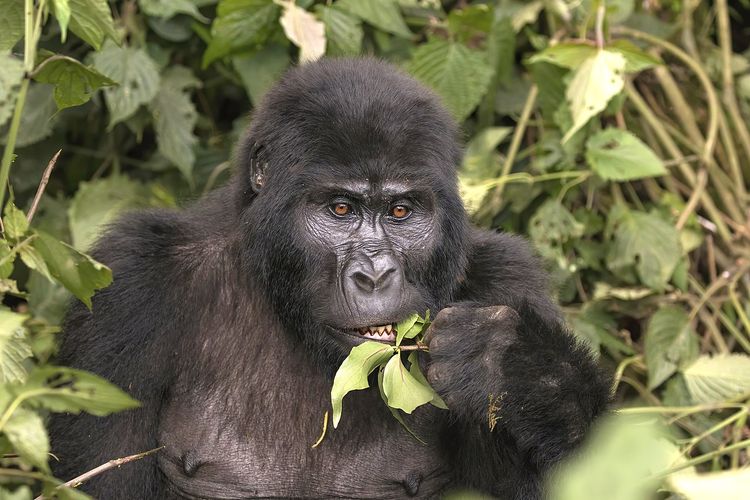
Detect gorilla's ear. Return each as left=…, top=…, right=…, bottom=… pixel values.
left=248, top=142, right=268, bottom=193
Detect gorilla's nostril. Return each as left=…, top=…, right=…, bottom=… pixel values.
left=352, top=271, right=376, bottom=292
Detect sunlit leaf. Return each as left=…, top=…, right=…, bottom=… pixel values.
left=461, top=127, right=512, bottom=181
left=563, top=49, right=626, bottom=142
left=586, top=128, right=666, bottom=181
left=529, top=43, right=597, bottom=70
left=49, top=0, right=72, bottom=40
left=682, top=354, right=750, bottom=404
left=395, top=312, right=420, bottom=346
left=668, top=468, right=750, bottom=500
left=331, top=341, right=395, bottom=427
left=276, top=0, right=326, bottom=63
left=644, top=305, right=698, bottom=389
left=3, top=203, right=29, bottom=241
left=407, top=352, right=446, bottom=409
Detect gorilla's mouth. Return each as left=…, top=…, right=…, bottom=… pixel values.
left=356, top=324, right=396, bottom=343
left=329, top=324, right=397, bottom=344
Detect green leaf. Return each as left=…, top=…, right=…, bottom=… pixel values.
left=0, top=486, right=33, bottom=500
left=30, top=231, right=113, bottom=308
left=138, top=0, right=208, bottom=21
left=407, top=352, right=447, bottom=409
left=49, top=0, right=72, bottom=40
left=0, top=53, right=24, bottom=129
left=382, top=354, right=435, bottom=414
left=461, top=127, right=512, bottom=181
left=0, top=309, right=31, bottom=383
left=2, top=84, right=59, bottom=148
left=0, top=240, right=15, bottom=278
left=316, top=5, right=362, bottom=56
left=563, top=49, right=626, bottom=143
left=0, top=0, right=24, bottom=51
left=548, top=414, right=679, bottom=500
left=395, top=313, right=420, bottom=346
left=56, top=487, right=92, bottom=500
left=20, top=366, right=140, bottom=415
left=510, top=0, right=544, bottom=32
left=3, top=408, right=50, bottom=472
left=277, top=0, right=326, bottom=63
left=233, top=44, right=291, bottom=106
left=644, top=305, right=698, bottom=390
left=606, top=206, right=682, bottom=291
left=529, top=43, right=597, bottom=70
left=407, top=38, right=493, bottom=121
left=68, top=175, right=146, bottom=251
left=93, top=41, right=161, bottom=127
left=32, top=55, right=117, bottom=110
left=149, top=66, right=200, bottom=182
left=203, top=0, right=281, bottom=67
left=529, top=199, right=584, bottom=260
left=585, top=128, right=666, bottom=181
left=331, top=341, right=395, bottom=427
left=447, top=4, right=492, bottom=42
left=682, top=354, right=750, bottom=404
left=66, top=0, right=119, bottom=49
left=376, top=366, right=426, bottom=444
left=3, top=203, right=29, bottom=240
left=608, top=40, right=662, bottom=72
left=336, top=0, right=411, bottom=38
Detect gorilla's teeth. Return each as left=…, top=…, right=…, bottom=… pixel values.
left=376, top=326, right=385, bottom=334
left=385, top=324, right=393, bottom=333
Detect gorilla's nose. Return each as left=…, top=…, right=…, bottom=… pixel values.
left=347, top=254, right=402, bottom=295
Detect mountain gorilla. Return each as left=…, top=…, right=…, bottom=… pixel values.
left=50, top=58, right=609, bottom=499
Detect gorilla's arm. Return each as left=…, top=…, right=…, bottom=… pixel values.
left=427, top=229, right=610, bottom=497
left=48, top=212, right=183, bottom=497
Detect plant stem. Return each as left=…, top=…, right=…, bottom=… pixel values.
left=27, top=149, right=61, bottom=223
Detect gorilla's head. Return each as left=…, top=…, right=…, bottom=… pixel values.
left=237, top=58, right=469, bottom=362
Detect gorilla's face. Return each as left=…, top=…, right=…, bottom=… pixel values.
left=299, top=177, right=439, bottom=348
left=239, top=59, right=469, bottom=360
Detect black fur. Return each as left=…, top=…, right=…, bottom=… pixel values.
left=49, top=59, right=609, bottom=499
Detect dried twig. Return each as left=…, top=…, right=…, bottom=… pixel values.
left=34, top=446, right=163, bottom=500
left=26, top=149, right=61, bottom=223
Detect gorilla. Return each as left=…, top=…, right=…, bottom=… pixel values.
left=50, top=58, right=609, bottom=499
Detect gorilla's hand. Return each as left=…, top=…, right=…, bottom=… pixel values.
left=425, top=303, right=609, bottom=468
left=424, top=304, right=519, bottom=417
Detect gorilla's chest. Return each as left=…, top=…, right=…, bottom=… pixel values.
left=158, top=370, right=451, bottom=499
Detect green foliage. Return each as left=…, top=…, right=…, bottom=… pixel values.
left=0, top=0, right=749, bottom=496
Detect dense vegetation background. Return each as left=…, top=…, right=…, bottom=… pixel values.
left=1, top=0, right=750, bottom=498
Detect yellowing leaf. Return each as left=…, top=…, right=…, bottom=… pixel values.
left=331, top=341, right=395, bottom=427
left=276, top=0, right=326, bottom=63
left=669, top=469, right=750, bottom=500
left=682, top=354, right=750, bottom=404
left=563, top=49, right=626, bottom=143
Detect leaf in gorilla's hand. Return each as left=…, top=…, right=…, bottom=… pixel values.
left=382, top=354, right=435, bottom=414
left=407, top=352, right=447, bottom=409
left=331, top=341, right=395, bottom=428
left=377, top=366, right=426, bottom=445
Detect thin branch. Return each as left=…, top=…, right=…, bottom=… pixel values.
left=27, top=149, right=61, bottom=223
left=594, top=3, right=605, bottom=49
left=34, top=447, right=163, bottom=500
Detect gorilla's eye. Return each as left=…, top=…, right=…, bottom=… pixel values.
left=390, top=205, right=411, bottom=220
left=331, top=203, right=352, bottom=217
